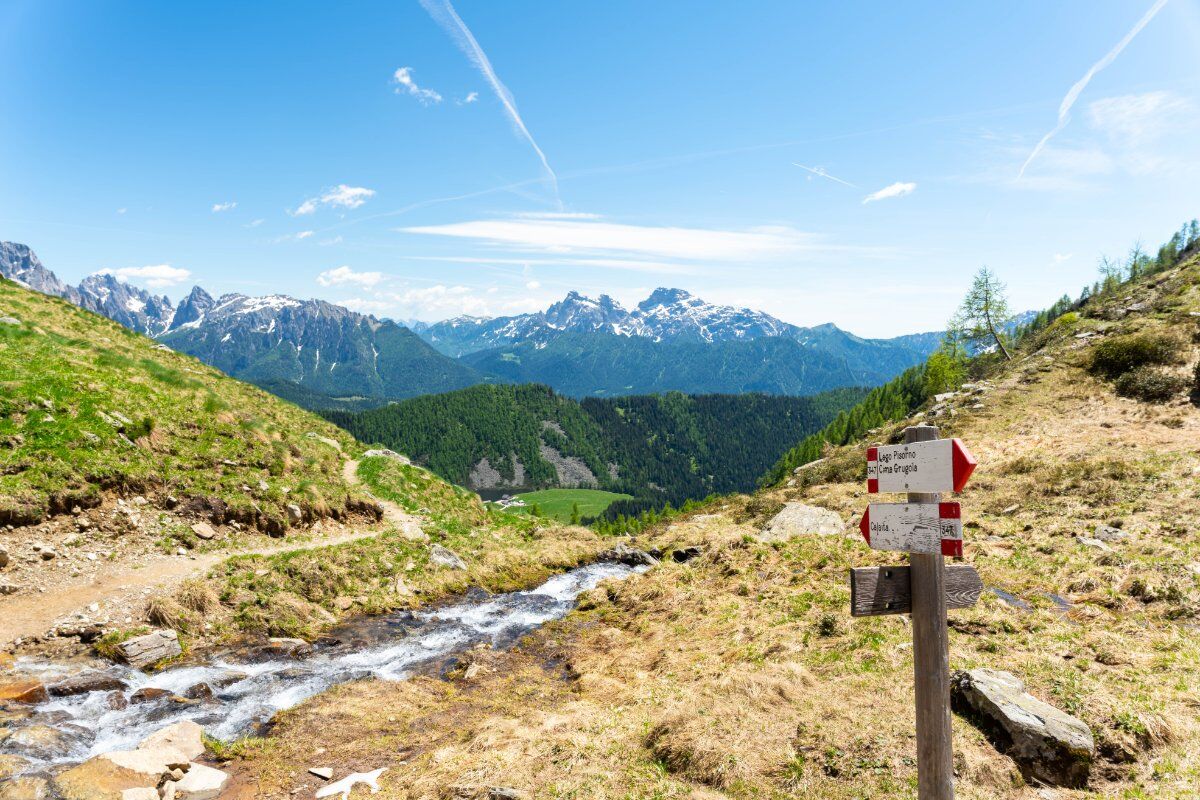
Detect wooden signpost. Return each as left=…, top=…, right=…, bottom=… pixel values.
left=850, top=425, right=978, bottom=800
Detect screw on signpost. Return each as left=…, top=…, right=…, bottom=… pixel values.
left=852, top=424, right=978, bottom=800
left=907, top=425, right=954, bottom=800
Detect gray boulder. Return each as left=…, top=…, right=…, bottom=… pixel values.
left=952, top=668, right=1094, bottom=788
left=114, top=629, right=182, bottom=670
left=757, top=502, right=843, bottom=541
left=430, top=544, right=467, bottom=570
left=596, top=543, right=658, bottom=567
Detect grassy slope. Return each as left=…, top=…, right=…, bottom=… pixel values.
left=0, top=277, right=367, bottom=533
left=236, top=259, right=1200, bottom=798
left=509, top=488, right=633, bottom=523
left=178, top=455, right=609, bottom=642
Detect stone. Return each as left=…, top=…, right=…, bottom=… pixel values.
left=671, top=546, right=702, bottom=563
left=183, top=682, right=214, bottom=701
left=596, top=543, right=658, bottom=567
left=129, top=687, right=172, bottom=704
left=0, top=582, right=19, bottom=595
left=0, top=777, right=49, bottom=800
left=758, top=502, right=844, bottom=541
left=138, top=720, right=205, bottom=761
left=114, top=629, right=181, bottom=669
left=49, top=672, right=128, bottom=697
left=189, top=522, right=216, bottom=541
left=489, top=789, right=527, bottom=799
left=952, top=668, right=1093, bottom=788
left=0, top=679, right=48, bottom=704
left=0, top=753, right=30, bottom=779
left=1077, top=537, right=1111, bottom=552
left=1093, top=525, right=1127, bottom=543
left=52, top=751, right=166, bottom=800
left=430, top=544, right=467, bottom=570
left=106, top=691, right=128, bottom=710
left=286, top=504, right=303, bottom=524
left=0, top=548, right=7, bottom=568
left=173, top=763, right=229, bottom=800
left=120, top=790, right=158, bottom=800
left=309, top=766, right=334, bottom=780
left=7, top=724, right=78, bottom=760
left=255, top=637, right=313, bottom=661
left=160, top=782, right=177, bottom=800
left=363, top=448, right=410, bottom=464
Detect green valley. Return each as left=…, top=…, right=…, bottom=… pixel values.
left=323, top=383, right=868, bottom=518
left=502, top=488, right=633, bottom=523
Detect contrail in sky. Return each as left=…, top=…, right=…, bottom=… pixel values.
left=1018, top=0, right=1169, bottom=179
left=419, top=0, right=561, bottom=207
left=792, top=163, right=857, bottom=188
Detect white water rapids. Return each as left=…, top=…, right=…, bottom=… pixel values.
left=1, top=561, right=642, bottom=776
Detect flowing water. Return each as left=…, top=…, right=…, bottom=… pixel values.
left=0, top=561, right=643, bottom=775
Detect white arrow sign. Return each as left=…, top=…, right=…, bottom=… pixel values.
left=867, top=438, right=976, bottom=494
left=858, top=502, right=963, bottom=556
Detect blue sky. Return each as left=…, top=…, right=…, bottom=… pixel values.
left=2, top=1, right=1198, bottom=336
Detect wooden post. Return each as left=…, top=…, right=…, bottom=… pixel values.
left=907, top=424, right=955, bottom=799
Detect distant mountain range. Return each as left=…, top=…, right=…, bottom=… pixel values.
left=0, top=241, right=942, bottom=406
left=415, top=288, right=942, bottom=396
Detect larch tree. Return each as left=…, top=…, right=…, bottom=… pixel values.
left=950, top=266, right=1014, bottom=360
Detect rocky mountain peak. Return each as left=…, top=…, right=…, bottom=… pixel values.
left=638, top=287, right=694, bottom=310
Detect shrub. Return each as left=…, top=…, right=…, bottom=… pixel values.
left=1114, top=367, right=1187, bottom=403
left=1089, top=333, right=1184, bottom=379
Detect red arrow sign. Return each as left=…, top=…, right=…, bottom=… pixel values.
left=867, top=438, right=976, bottom=494
left=859, top=502, right=963, bottom=557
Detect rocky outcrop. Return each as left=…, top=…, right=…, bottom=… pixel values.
left=52, top=721, right=221, bottom=800
left=537, top=443, right=598, bottom=488
left=0, top=678, right=48, bottom=704
left=468, top=456, right=526, bottom=490
left=49, top=672, right=128, bottom=697
left=757, top=503, right=844, bottom=542
left=114, top=629, right=182, bottom=670
left=952, top=668, right=1094, bottom=788
left=597, top=544, right=658, bottom=567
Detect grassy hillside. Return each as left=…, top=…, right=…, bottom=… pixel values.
left=0, top=276, right=368, bottom=533
left=324, top=383, right=867, bottom=513
left=237, top=250, right=1200, bottom=798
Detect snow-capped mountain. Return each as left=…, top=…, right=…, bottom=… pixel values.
left=415, top=287, right=881, bottom=356
left=0, top=242, right=480, bottom=408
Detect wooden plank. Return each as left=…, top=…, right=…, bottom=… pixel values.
left=849, top=564, right=982, bottom=616
left=906, top=425, right=955, bottom=800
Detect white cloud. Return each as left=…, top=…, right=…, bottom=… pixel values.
left=392, top=66, right=443, bottom=105
left=419, top=0, right=559, bottom=204
left=862, top=182, right=917, bottom=204
left=97, top=264, right=192, bottom=289
left=401, top=216, right=818, bottom=262
left=525, top=280, right=541, bottom=290
left=1053, top=253, right=1073, bottom=264
left=296, top=230, right=314, bottom=239
left=211, top=201, right=237, bottom=213
left=116, top=208, right=127, bottom=215
left=290, top=185, right=376, bottom=216
left=1018, top=0, right=1169, bottom=179
left=461, top=91, right=479, bottom=104
left=245, top=218, right=265, bottom=228
left=316, top=265, right=385, bottom=287
left=1087, top=91, right=1192, bottom=142
left=341, top=284, right=545, bottom=320
left=319, top=235, right=344, bottom=246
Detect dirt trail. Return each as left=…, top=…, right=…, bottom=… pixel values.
left=0, top=523, right=387, bottom=648
left=342, top=458, right=427, bottom=541
left=0, top=458, right=430, bottom=648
